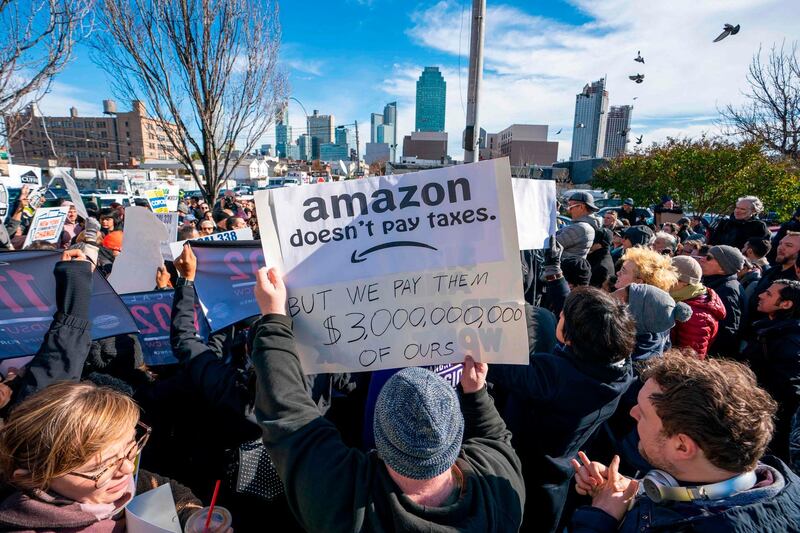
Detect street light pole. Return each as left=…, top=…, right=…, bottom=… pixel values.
left=463, top=0, right=486, bottom=164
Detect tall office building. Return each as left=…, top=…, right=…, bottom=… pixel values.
left=307, top=109, right=334, bottom=160
left=320, top=126, right=351, bottom=162
left=603, top=105, right=633, bottom=158
left=275, top=103, right=291, bottom=158
left=297, top=134, right=311, bottom=161
left=370, top=113, right=384, bottom=143
left=570, top=78, right=609, bottom=160
left=415, top=67, right=446, bottom=132
left=370, top=102, right=398, bottom=163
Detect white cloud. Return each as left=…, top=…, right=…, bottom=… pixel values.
left=400, top=0, right=797, bottom=160
left=36, top=81, right=104, bottom=116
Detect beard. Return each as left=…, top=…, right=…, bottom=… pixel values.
left=639, top=438, right=677, bottom=473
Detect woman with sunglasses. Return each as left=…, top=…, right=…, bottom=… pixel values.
left=0, top=381, right=202, bottom=531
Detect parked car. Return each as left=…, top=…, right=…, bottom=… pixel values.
left=597, top=206, right=654, bottom=225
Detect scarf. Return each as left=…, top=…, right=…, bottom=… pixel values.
left=670, top=283, right=706, bottom=302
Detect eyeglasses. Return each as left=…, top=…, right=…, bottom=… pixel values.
left=69, top=422, right=151, bottom=488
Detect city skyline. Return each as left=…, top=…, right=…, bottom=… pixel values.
left=26, top=0, right=796, bottom=162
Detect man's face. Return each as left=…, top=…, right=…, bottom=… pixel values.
left=733, top=200, right=753, bottom=221
left=67, top=206, right=78, bottom=223
left=566, top=201, right=588, bottom=220
left=700, top=254, right=724, bottom=276
left=230, top=218, right=246, bottom=230
left=758, top=283, right=789, bottom=317
left=630, top=379, right=676, bottom=472
left=776, top=235, right=800, bottom=266
left=100, top=217, right=114, bottom=230
left=742, top=244, right=756, bottom=261
left=603, top=212, right=617, bottom=228
left=653, top=237, right=670, bottom=253
left=662, top=200, right=674, bottom=209
left=622, top=204, right=633, bottom=212
left=199, top=223, right=214, bottom=235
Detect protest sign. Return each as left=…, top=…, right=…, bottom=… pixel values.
left=22, top=206, right=69, bottom=248
left=120, top=289, right=210, bottom=366
left=0, top=183, right=7, bottom=220
left=0, top=251, right=138, bottom=359
left=125, top=484, right=182, bottom=533
left=191, top=240, right=264, bottom=331
left=163, top=185, right=180, bottom=212
left=145, top=189, right=168, bottom=213
left=108, top=206, right=169, bottom=294
left=155, top=212, right=179, bottom=260
left=5, top=164, right=41, bottom=188
left=512, top=178, right=557, bottom=250
left=255, top=158, right=529, bottom=374
left=168, top=228, right=253, bottom=260
left=57, top=169, right=89, bottom=219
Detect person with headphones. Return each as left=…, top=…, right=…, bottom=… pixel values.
left=568, top=353, right=800, bottom=532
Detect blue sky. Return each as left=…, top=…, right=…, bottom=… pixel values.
left=38, top=0, right=798, bottom=160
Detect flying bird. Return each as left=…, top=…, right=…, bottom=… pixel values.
left=629, top=74, right=645, bottom=84
left=555, top=128, right=562, bottom=135
left=635, top=135, right=643, bottom=145
left=713, top=24, right=740, bottom=42
left=619, top=129, right=630, bottom=137
left=634, top=51, right=645, bottom=64
left=633, top=96, right=639, bottom=100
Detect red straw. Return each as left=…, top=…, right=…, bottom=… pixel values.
left=204, top=480, right=221, bottom=532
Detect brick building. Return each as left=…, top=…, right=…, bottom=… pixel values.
left=5, top=100, right=181, bottom=169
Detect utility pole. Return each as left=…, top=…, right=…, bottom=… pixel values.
left=463, top=0, right=486, bottom=164
left=354, top=120, right=360, bottom=165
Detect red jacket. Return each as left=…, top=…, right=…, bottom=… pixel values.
left=671, top=288, right=727, bottom=358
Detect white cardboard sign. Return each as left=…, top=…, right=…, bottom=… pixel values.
left=255, top=158, right=529, bottom=374
left=511, top=178, right=557, bottom=250
left=108, top=206, right=169, bottom=294
left=57, top=169, right=89, bottom=220
left=23, top=206, right=69, bottom=248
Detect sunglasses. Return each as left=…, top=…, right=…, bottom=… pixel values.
left=69, top=422, right=151, bottom=489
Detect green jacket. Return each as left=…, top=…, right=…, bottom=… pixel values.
left=251, top=314, right=525, bottom=533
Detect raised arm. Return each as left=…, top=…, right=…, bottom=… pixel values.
left=251, top=267, right=371, bottom=532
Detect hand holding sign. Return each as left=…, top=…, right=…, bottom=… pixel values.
left=174, top=244, right=197, bottom=281
left=460, top=355, right=487, bottom=394
left=255, top=267, right=287, bottom=316
left=61, top=249, right=94, bottom=271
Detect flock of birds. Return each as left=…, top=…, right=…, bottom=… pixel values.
left=556, top=24, right=741, bottom=147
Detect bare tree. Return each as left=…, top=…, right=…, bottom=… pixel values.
left=720, top=42, right=800, bottom=161
left=0, top=0, right=93, bottom=141
left=91, top=0, right=286, bottom=204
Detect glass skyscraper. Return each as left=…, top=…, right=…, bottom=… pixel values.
left=603, top=105, right=633, bottom=158
left=275, top=103, right=291, bottom=158
left=415, top=67, right=446, bottom=132
left=570, top=78, right=609, bottom=160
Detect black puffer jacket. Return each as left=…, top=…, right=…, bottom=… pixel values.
left=709, top=216, right=770, bottom=249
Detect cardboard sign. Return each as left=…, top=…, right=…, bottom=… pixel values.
left=168, top=228, right=253, bottom=260
left=0, top=251, right=138, bottom=359
left=163, top=185, right=180, bottom=212
left=125, top=484, right=182, bottom=533
left=120, top=289, right=210, bottom=366
left=145, top=189, right=168, bottom=213
left=23, top=206, right=69, bottom=248
left=191, top=241, right=264, bottom=331
left=155, top=212, right=179, bottom=260
left=512, top=178, right=557, bottom=250
left=0, top=183, right=8, bottom=220
left=58, top=169, right=89, bottom=220
left=4, top=165, right=42, bottom=188
left=255, top=158, right=529, bottom=374
left=108, top=206, right=169, bottom=294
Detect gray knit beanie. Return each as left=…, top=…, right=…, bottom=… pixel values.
left=708, top=245, right=746, bottom=275
left=672, top=256, right=703, bottom=284
left=374, top=367, right=464, bottom=480
left=627, top=283, right=692, bottom=334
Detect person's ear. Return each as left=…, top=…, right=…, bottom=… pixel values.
left=671, top=433, right=700, bottom=461
left=779, top=299, right=794, bottom=312
left=12, top=469, right=30, bottom=481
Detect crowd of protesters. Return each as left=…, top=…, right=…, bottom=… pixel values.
left=0, top=182, right=799, bottom=532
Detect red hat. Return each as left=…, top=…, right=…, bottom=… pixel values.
left=103, top=230, right=124, bottom=252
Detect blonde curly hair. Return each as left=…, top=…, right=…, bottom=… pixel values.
left=622, top=246, right=679, bottom=292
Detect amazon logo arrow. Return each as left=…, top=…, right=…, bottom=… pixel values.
left=351, top=241, right=438, bottom=263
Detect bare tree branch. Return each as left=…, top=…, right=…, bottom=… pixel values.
left=719, top=42, right=800, bottom=161
left=0, top=0, right=94, bottom=142
left=90, top=0, right=287, bottom=204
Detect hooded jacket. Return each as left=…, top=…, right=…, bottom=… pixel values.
left=704, top=273, right=746, bottom=358
left=671, top=288, right=727, bottom=357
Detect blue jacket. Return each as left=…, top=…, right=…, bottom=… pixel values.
left=570, top=456, right=800, bottom=532
left=489, top=345, right=634, bottom=533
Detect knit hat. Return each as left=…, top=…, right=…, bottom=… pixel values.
left=562, top=256, right=592, bottom=286
left=593, top=227, right=613, bottom=248
left=623, top=198, right=634, bottom=206
left=623, top=225, right=654, bottom=247
left=627, top=283, right=692, bottom=334
left=102, top=230, right=124, bottom=252
left=374, top=367, right=464, bottom=480
left=672, top=256, right=702, bottom=284
left=708, top=245, right=746, bottom=275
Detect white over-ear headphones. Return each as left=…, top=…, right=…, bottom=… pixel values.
left=642, top=470, right=758, bottom=503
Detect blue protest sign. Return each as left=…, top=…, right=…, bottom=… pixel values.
left=191, top=240, right=265, bottom=332
left=120, top=289, right=211, bottom=366
left=0, top=251, right=138, bottom=359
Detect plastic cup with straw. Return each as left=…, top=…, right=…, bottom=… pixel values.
left=184, top=480, right=232, bottom=533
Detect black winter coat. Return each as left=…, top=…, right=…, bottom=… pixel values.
left=704, top=273, right=746, bottom=358
left=489, top=345, right=634, bottom=533
left=587, top=247, right=614, bottom=288
left=743, top=317, right=800, bottom=460
left=709, top=216, right=770, bottom=249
